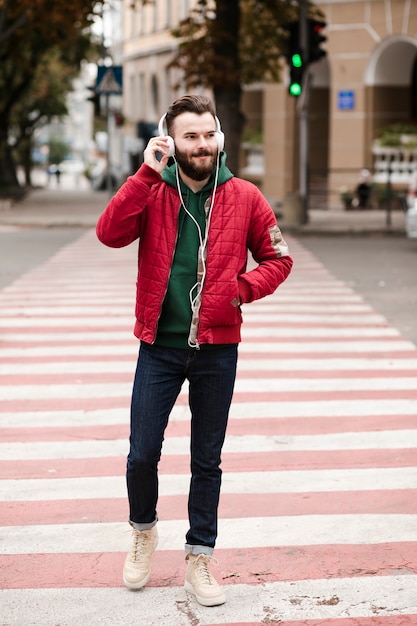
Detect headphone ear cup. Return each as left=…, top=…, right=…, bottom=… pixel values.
left=214, top=116, right=224, bottom=152
left=166, top=135, right=175, bottom=157
left=216, top=131, right=225, bottom=152
left=158, top=113, right=175, bottom=157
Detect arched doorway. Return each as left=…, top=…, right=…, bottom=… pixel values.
left=365, top=37, right=417, bottom=148
left=364, top=37, right=417, bottom=187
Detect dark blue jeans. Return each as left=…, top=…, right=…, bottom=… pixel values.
left=127, top=341, right=238, bottom=555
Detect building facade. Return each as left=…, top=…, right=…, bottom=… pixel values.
left=117, top=0, right=417, bottom=208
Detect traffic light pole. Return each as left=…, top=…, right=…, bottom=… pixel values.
left=299, top=0, right=309, bottom=224
left=283, top=6, right=326, bottom=224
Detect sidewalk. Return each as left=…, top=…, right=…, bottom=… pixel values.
left=0, top=186, right=109, bottom=229
left=0, top=183, right=407, bottom=235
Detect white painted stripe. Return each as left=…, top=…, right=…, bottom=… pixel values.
left=0, top=292, right=133, bottom=300
left=1, top=399, right=416, bottom=429
left=0, top=340, right=414, bottom=359
left=0, top=316, right=134, bottom=327
left=1, top=327, right=401, bottom=342
left=242, top=326, right=400, bottom=338
left=1, top=429, right=416, bottom=461
left=2, top=375, right=417, bottom=401
left=1, top=577, right=416, bottom=625
left=244, top=312, right=387, bottom=323
left=249, top=298, right=372, bottom=307
left=0, top=306, right=135, bottom=316
left=0, top=345, right=138, bottom=357
left=3, top=515, right=417, bottom=554
left=238, top=340, right=416, bottom=353
left=2, top=332, right=133, bottom=342
left=2, top=468, right=417, bottom=503
left=233, top=376, right=417, bottom=391
left=2, top=356, right=417, bottom=376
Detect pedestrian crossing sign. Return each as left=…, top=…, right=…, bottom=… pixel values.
left=95, top=66, right=123, bottom=95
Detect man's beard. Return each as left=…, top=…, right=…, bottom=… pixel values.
left=175, top=148, right=217, bottom=181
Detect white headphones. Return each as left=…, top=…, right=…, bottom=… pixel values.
left=157, top=113, right=225, bottom=157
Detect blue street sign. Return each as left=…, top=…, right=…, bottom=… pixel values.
left=96, top=66, right=123, bottom=95
left=338, top=90, right=355, bottom=110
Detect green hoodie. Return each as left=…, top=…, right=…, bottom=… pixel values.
left=155, top=153, right=233, bottom=348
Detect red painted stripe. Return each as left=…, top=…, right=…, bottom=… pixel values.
left=231, top=390, right=417, bottom=402
left=242, top=336, right=407, bottom=344
left=0, top=373, right=133, bottom=385
left=1, top=337, right=409, bottom=349
left=237, top=369, right=417, bottom=379
left=2, top=413, right=416, bottom=443
left=2, top=340, right=136, bottom=348
left=2, top=490, right=417, bottom=527
left=239, top=351, right=417, bottom=360
left=1, top=542, right=416, bottom=589
left=1, top=389, right=417, bottom=413
left=1, top=448, right=416, bottom=480
left=0, top=320, right=395, bottom=332
left=0, top=325, right=133, bottom=333
left=205, top=618, right=417, bottom=626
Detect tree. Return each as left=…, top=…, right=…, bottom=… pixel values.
left=0, top=0, right=102, bottom=193
left=10, top=51, right=78, bottom=186
left=169, top=0, right=303, bottom=175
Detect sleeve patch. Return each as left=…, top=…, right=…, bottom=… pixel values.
left=269, top=224, right=290, bottom=258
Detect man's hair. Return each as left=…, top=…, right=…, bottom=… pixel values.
left=165, top=95, right=216, bottom=135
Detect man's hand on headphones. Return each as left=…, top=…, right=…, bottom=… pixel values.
left=143, top=137, right=171, bottom=173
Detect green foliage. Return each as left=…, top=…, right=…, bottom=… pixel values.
left=0, top=0, right=103, bottom=188
left=48, top=138, right=71, bottom=164
left=242, top=126, right=263, bottom=144
left=169, top=0, right=325, bottom=89
left=376, top=123, right=417, bottom=148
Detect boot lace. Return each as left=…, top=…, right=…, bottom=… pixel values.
left=130, top=529, right=152, bottom=562
left=193, top=554, right=219, bottom=586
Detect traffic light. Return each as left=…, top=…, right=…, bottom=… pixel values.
left=282, top=21, right=304, bottom=97
left=308, top=19, right=327, bottom=63
left=289, top=51, right=304, bottom=97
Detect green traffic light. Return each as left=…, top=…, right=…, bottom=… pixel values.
left=289, top=82, right=302, bottom=97
left=291, top=53, right=303, bottom=68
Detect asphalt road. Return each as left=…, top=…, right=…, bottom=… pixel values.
left=1, top=228, right=417, bottom=346
left=299, top=234, right=417, bottom=346
left=0, top=228, right=84, bottom=289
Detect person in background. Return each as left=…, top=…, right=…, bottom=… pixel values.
left=356, top=168, right=371, bottom=208
left=96, top=94, right=293, bottom=607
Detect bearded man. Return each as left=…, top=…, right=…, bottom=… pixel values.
left=96, top=94, right=293, bottom=606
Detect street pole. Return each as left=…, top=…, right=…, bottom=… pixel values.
left=386, top=160, right=392, bottom=228
left=299, top=0, right=309, bottom=224
left=106, top=93, right=112, bottom=196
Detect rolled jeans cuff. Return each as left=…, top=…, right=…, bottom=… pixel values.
left=185, top=543, right=214, bottom=556
left=129, top=516, right=157, bottom=531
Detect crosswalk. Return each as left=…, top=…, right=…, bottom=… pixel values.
left=1, top=231, right=417, bottom=625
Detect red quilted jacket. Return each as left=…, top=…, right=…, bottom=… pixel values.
left=96, top=163, right=293, bottom=345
